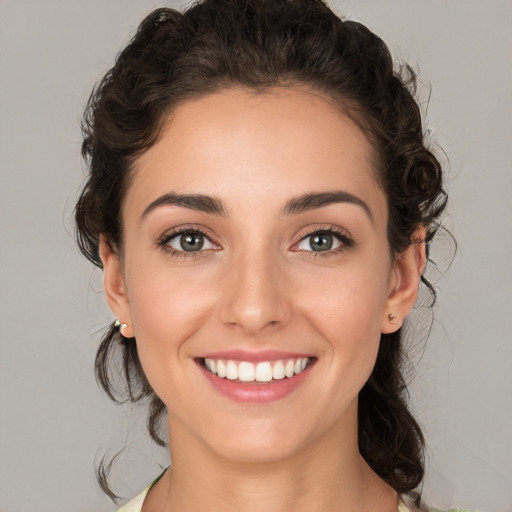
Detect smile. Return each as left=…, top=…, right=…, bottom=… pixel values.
left=202, top=357, right=312, bottom=383
left=197, top=355, right=317, bottom=403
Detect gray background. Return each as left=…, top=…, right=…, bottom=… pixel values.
left=1, top=1, right=510, bottom=511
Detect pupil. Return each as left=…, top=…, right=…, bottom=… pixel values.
left=181, top=233, right=204, bottom=251
left=311, top=233, right=332, bottom=251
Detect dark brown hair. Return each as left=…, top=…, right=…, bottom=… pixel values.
left=75, top=0, right=446, bottom=504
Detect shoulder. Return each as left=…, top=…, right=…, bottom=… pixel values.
left=118, top=489, right=477, bottom=512
left=429, top=509, right=478, bottom=512
left=400, top=499, right=477, bottom=512
left=116, top=469, right=167, bottom=512
left=116, top=486, right=150, bottom=512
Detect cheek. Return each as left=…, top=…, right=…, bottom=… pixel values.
left=300, top=264, right=389, bottom=333
left=128, top=259, right=216, bottom=332
left=296, top=265, right=388, bottom=383
left=124, top=265, right=218, bottom=383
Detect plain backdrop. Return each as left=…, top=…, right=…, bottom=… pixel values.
left=0, top=1, right=511, bottom=511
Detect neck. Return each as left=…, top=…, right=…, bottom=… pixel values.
left=143, top=403, right=398, bottom=512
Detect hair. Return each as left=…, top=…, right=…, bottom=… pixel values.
left=75, top=0, right=447, bottom=504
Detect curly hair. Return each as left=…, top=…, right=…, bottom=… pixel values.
left=75, top=0, right=446, bottom=504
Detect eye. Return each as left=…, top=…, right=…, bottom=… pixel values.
left=161, top=229, right=217, bottom=253
left=294, top=228, right=353, bottom=254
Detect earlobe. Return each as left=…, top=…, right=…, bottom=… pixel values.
left=381, top=228, right=427, bottom=334
left=99, top=235, right=134, bottom=337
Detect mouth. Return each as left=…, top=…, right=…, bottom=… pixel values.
left=195, top=355, right=316, bottom=402
left=196, top=356, right=316, bottom=384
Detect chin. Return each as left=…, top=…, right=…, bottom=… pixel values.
left=203, top=418, right=310, bottom=464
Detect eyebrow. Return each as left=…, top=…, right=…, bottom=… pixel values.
left=282, top=190, right=373, bottom=222
left=141, top=190, right=373, bottom=222
left=142, top=192, right=226, bottom=218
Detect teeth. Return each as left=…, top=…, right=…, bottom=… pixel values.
left=255, top=362, right=273, bottom=382
left=285, top=360, right=295, bottom=378
left=226, top=361, right=238, bottom=380
left=272, top=361, right=285, bottom=380
left=203, top=357, right=312, bottom=382
left=217, top=360, right=226, bottom=378
left=238, top=362, right=255, bottom=382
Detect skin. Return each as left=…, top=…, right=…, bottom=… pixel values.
left=100, top=87, right=426, bottom=512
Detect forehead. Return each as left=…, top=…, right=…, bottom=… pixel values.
left=125, top=87, right=386, bottom=221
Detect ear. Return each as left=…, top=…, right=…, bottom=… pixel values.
left=99, top=235, right=134, bottom=338
left=381, top=227, right=427, bottom=334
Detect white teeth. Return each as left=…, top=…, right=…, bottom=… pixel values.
left=226, top=361, right=238, bottom=380
left=272, top=361, right=285, bottom=380
left=217, top=360, right=226, bottom=378
left=285, top=360, right=295, bottom=378
left=203, top=357, right=312, bottom=382
left=255, top=362, right=273, bottom=382
left=238, top=361, right=255, bottom=382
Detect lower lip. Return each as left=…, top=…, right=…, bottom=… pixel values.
left=197, top=360, right=315, bottom=403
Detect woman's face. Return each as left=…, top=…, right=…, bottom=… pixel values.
left=102, top=87, right=421, bottom=463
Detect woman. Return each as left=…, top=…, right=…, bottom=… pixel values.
left=75, top=0, right=467, bottom=510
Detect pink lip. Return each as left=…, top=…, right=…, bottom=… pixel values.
left=196, top=349, right=314, bottom=363
left=196, top=357, right=316, bottom=403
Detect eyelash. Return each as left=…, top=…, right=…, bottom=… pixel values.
left=158, top=227, right=216, bottom=260
left=292, top=226, right=354, bottom=258
left=157, top=225, right=354, bottom=259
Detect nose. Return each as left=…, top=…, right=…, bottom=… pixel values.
left=219, top=248, right=292, bottom=337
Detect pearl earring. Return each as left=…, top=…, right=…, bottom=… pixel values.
left=114, top=319, right=128, bottom=331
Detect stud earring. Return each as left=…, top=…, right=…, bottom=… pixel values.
left=114, top=319, right=128, bottom=331
left=388, top=313, right=397, bottom=324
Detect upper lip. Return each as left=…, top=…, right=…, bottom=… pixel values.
left=196, top=349, right=315, bottom=363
